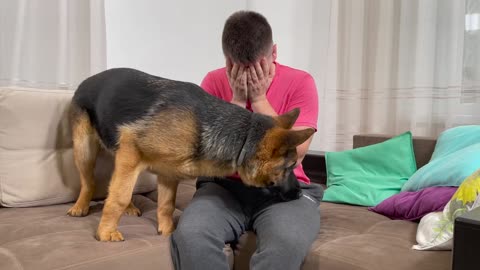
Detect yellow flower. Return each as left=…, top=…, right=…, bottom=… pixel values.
left=451, top=169, right=480, bottom=205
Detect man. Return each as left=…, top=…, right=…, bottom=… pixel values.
left=170, top=10, right=323, bottom=270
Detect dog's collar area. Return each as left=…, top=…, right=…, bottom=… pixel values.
left=237, top=148, right=247, bottom=167
left=236, top=116, right=255, bottom=167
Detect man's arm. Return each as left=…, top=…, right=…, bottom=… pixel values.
left=251, top=98, right=278, bottom=116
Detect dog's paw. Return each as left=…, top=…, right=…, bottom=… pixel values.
left=96, top=229, right=125, bottom=242
left=124, top=204, right=142, bottom=216
left=157, top=217, right=175, bottom=236
left=67, top=204, right=89, bottom=217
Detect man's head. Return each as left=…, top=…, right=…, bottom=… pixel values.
left=222, top=11, right=277, bottom=65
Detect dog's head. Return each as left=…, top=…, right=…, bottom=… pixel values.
left=238, top=108, right=314, bottom=188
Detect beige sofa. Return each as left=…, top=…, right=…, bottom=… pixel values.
left=0, top=87, right=451, bottom=270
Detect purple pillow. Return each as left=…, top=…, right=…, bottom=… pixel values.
left=368, top=186, right=457, bottom=221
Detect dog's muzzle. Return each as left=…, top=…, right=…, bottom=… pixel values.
left=269, top=170, right=301, bottom=201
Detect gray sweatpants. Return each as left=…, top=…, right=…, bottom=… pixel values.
left=170, top=177, right=324, bottom=270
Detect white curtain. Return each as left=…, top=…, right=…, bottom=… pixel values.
left=2, top=0, right=478, bottom=152
left=243, top=0, right=478, bottom=151
left=317, top=0, right=479, bottom=151
left=0, top=0, right=106, bottom=89
left=464, top=0, right=480, bottom=103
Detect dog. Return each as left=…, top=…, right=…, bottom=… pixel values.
left=67, top=68, right=314, bottom=242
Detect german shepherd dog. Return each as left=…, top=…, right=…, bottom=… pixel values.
left=67, top=68, right=314, bottom=242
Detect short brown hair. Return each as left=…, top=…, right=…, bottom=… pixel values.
left=222, top=11, right=273, bottom=64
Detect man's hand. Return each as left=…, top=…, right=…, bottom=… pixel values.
left=226, top=58, right=248, bottom=107
left=247, top=58, right=275, bottom=104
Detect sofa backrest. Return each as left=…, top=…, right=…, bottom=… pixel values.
left=353, top=134, right=437, bottom=169
left=0, top=87, right=157, bottom=207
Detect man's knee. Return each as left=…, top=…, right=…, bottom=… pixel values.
left=173, top=219, right=205, bottom=242
left=251, top=234, right=310, bottom=270
left=257, top=226, right=317, bottom=260
left=273, top=234, right=310, bottom=254
left=173, top=216, right=227, bottom=249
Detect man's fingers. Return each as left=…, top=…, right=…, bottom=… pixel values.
left=249, top=66, right=259, bottom=83
left=254, top=61, right=265, bottom=81
left=231, top=63, right=239, bottom=80
left=236, top=65, right=245, bottom=81
left=247, top=70, right=253, bottom=86
left=241, top=71, right=247, bottom=86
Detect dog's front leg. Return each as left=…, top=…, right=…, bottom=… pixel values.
left=96, top=142, right=143, bottom=242
left=156, top=177, right=179, bottom=235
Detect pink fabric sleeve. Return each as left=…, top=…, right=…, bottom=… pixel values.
left=200, top=72, right=217, bottom=97
left=286, top=74, right=319, bottom=130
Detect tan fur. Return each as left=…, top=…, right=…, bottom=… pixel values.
left=156, top=176, right=179, bottom=235
left=134, top=109, right=236, bottom=178
left=239, top=126, right=314, bottom=187
left=124, top=202, right=142, bottom=216
left=67, top=108, right=142, bottom=219
left=67, top=110, right=99, bottom=217
left=239, top=127, right=290, bottom=186
left=96, top=128, right=146, bottom=241
left=274, top=109, right=299, bottom=129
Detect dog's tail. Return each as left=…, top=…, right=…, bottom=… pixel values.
left=69, top=100, right=100, bottom=202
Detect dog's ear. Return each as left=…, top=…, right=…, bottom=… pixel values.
left=275, top=108, right=300, bottom=129
left=284, top=128, right=315, bottom=147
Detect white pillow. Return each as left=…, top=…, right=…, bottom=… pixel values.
left=0, top=87, right=157, bottom=207
left=413, top=169, right=480, bottom=250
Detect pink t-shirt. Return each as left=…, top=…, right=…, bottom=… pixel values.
left=200, top=62, right=318, bottom=184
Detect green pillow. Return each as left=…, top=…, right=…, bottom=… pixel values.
left=323, top=132, right=417, bottom=206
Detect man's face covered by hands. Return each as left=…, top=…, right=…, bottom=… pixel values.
left=226, top=45, right=277, bottom=107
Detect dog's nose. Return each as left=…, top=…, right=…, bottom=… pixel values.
left=268, top=181, right=275, bottom=187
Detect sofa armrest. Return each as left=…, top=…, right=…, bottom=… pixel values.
left=302, top=150, right=326, bottom=186
left=353, top=134, right=437, bottom=169
left=452, top=206, right=480, bottom=270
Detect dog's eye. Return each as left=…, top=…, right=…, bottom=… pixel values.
left=274, top=161, right=296, bottom=172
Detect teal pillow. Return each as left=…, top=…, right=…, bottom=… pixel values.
left=429, top=125, right=480, bottom=159
left=323, top=132, right=417, bottom=206
left=401, top=125, right=480, bottom=192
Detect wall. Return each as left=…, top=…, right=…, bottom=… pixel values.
left=105, top=0, right=330, bottom=151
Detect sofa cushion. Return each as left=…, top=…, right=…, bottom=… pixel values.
left=0, top=87, right=157, bottom=207
left=0, top=182, right=234, bottom=270
left=324, top=132, right=417, bottom=206
left=233, top=202, right=451, bottom=270
left=0, top=195, right=175, bottom=270
left=368, top=186, right=457, bottom=221
left=402, top=125, right=480, bottom=192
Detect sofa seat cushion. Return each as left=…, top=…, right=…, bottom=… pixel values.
left=0, top=180, right=235, bottom=270
left=0, top=195, right=175, bottom=270
left=234, top=202, right=451, bottom=270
